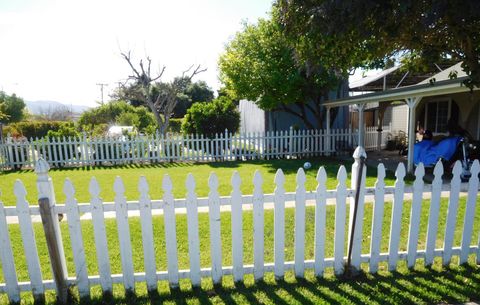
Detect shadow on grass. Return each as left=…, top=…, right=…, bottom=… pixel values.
left=61, top=264, right=480, bottom=305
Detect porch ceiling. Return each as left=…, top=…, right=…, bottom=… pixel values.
left=325, top=76, right=477, bottom=108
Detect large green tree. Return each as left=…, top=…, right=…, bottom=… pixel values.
left=277, top=0, right=480, bottom=88
left=219, top=18, right=342, bottom=129
left=0, top=91, right=26, bottom=123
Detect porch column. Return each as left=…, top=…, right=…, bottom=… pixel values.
left=356, top=103, right=366, bottom=148
left=326, top=106, right=331, bottom=155
left=406, top=96, right=423, bottom=173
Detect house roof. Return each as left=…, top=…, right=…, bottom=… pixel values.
left=325, top=76, right=474, bottom=107
left=418, top=62, right=466, bottom=84
left=349, top=61, right=460, bottom=92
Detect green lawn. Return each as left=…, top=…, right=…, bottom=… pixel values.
left=0, top=157, right=399, bottom=206
left=1, top=195, right=479, bottom=304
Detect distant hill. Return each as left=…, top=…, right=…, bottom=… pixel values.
left=25, top=100, right=91, bottom=115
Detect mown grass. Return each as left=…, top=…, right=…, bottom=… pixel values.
left=1, top=194, right=479, bottom=304
left=0, top=157, right=399, bottom=206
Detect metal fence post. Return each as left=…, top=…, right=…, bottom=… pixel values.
left=35, top=158, right=69, bottom=304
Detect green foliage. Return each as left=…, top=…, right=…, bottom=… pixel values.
left=276, top=0, right=480, bottom=88
left=0, top=91, right=26, bottom=123
left=116, top=112, right=140, bottom=127
left=167, top=118, right=183, bottom=133
left=181, top=97, right=240, bottom=137
left=78, top=101, right=156, bottom=135
left=46, top=122, right=80, bottom=139
left=5, top=121, right=70, bottom=139
left=218, top=17, right=340, bottom=128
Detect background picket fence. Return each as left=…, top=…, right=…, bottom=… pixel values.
left=2, top=151, right=476, bottom=303
left=0, top=125, right=391, bottom=170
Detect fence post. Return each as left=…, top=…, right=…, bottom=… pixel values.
left=346, top=146, right=367, bottom=276
left=35, top=158, right=69, bottom=304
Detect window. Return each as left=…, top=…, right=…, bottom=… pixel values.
left=423, top=99, right=458, bottom=134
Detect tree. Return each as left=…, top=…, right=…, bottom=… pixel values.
left=218, top=18, right=342, bottom=129
left=37, top=104, right=72, bottom=121
left=121, top=51, right=206, bottom=134
left=0, top=91, right=26, bottom=123
left=276, top=0, right=480, bottom=88
left=181, top=97, right=240, bottom=137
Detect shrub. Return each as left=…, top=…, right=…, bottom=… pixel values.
left=78, top=101, right=156, bottom=134
left=168, top=118, right=183, bottom=133
left=181, top=97, right=240, bottom=137
left=46, top=122, right=80, bottom=139
left=4, top=121, right=70, bottom=139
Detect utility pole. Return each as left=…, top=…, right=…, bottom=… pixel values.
left=96, top=83, right=108, bottom=105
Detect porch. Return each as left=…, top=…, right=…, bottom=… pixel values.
left=326, top=62, right=480, bottom=173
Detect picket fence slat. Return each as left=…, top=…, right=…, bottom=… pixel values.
left=114, top=177, right=135, bottom=291
left=406, top=163, right=425, bottom=268
left=185, top=174, right=202, bottom=286
left=89, top=177, right=113, bottom=293
left=334, top=166, right=347, bottom=275
left=64, top=179, right=89, bottom=297
left=231, top=171, right=244, bottom=282
left=443, top=161, right=462, bottom=265
left=388, top=163, right=406, bottom=271
left=0, top=200, right=20, bottom=303
left=208, top=173, right=222, bottom=284
left=138, top=177, right=157, bottom=291
left=460, top=160, right=480, bottom=264
left=273, top=169, right=286, bottom=279
left=14, top=180, right=44, bottom=298
left=369, top=164, right=385, bottom=273
left=314, top=167, right=327, bottom=276
left=294, top=168, right=306, bottom=278
left=163, top=175, right=180, bottom=287
left=425, top=161, right=444, bottom=266
left=253, top=171, right=264, bottom=281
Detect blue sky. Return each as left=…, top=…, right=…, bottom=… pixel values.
left=0, top=0, right=272, bottom=106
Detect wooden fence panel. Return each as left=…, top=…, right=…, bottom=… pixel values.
left=163, top=175, right=179, bottom=287
left=370, top=164, right=385, bottom=273
left=443, top=161, right=462, bottom=265
left=208, top=173, right=222, bottom=284
left=334, top=166, right=347, bottom=275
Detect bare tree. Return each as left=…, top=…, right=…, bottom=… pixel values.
left=38, top=105, right=72, bottom=121
left=121, top=51, right=206, bottom=134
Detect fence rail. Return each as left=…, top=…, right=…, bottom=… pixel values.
left=0, top=152, right=479, bottom=303
left=0, top=126, right=391, bottom=170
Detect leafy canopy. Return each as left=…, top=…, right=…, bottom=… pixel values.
left=276, top=0, right=480, bottom=88
left=0, top=91, right=26, bottom=123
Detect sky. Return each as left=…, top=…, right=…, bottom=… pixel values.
left=0, top=0, right=272, bottom=106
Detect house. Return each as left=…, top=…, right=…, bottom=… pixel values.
left=324, top=62, right=480, bottom=172
left=239, top=82, right=350, bottom=133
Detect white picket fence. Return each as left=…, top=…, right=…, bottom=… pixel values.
left=3, top=147, right=475, bottom=303
left=0, top=126, right=391, bottom=170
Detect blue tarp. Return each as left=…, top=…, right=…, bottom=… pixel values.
left=414, top=136, right=461, bottom=166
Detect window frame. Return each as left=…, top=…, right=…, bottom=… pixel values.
left=424, top=98, right=452, bottom=135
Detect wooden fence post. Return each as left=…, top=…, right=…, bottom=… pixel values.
left=346, top=146, right=367, bottom=276
left=288, top=126, right=293, bottom=159
left=35, top=158, right=69, bottom=304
